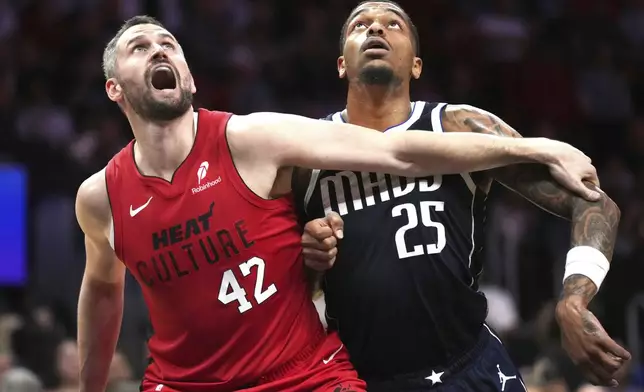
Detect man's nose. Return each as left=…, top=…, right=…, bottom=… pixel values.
left=150, top=44, right=169, bottom=61
left=367, top=22, right=385, bottom=36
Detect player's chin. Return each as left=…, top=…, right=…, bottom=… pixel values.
left=359, top=57, right=395, bottom=74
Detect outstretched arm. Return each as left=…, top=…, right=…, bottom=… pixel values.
left=227, top=111, right=599, bottom=200
left=441, top=104, right=629, bottom=386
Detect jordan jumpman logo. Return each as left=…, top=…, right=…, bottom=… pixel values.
left=497, top=364, right=517, bottom=391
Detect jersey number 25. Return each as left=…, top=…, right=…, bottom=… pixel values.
left=393, top=201, right=446, bottom=259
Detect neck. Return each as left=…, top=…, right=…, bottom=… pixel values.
left=345, top=83, right=411, bottom=131
left=130, top=108, right=195, bottom=180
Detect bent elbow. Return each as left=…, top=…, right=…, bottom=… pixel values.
left=604, top=194, right=621, bottom=221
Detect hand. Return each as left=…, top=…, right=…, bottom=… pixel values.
left=538, top=139, right=601, bottom=202
left=555, top=299, right=631, bottom=387
left=302, top=212, right=344, bottom=272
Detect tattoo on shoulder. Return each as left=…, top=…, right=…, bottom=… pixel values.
left=441, top=104, right=521, bottom=138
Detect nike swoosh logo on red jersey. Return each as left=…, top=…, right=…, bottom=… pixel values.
left=322, top=344, right=343, bottom=365
left=130, top=196, right=153, bottom=217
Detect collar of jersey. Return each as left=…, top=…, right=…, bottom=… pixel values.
left=331, top=101, right=426, bottom=133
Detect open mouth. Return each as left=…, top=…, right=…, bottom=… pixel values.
left=150, top=64, right=177, bottom=90
left=361, top=38, right=390, bottom=53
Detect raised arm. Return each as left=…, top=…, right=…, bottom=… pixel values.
left=227, top=111, right=599, bottom=200
left=75, top=170, right=126, bottom=392
left=440, top=104, right=630, bottom=386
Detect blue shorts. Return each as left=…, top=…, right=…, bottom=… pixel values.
left=365, top=325, right=527, bottom=392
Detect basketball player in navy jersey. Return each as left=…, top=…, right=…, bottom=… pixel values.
left=296, top=1, right=631, bottom=391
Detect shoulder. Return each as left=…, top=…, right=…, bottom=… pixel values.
left=75, top=168, right=112, bottom=239
left=440, top=103, right=494, bottom=122
left=196, top=108, right=233, bottom=124
left=442, top=104, right=487, bottom=117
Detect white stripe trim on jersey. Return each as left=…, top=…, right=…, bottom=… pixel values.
left=430, top=103, right=478, bottom=282
left=303, top=169, right=322, bottom=213
left=467, top=196, right=476, bottom=284
left=387, top=101, right=425, bottom=132
left=430, top=102, right=447, bottom=133
left=304, top=101, right=426, bottom=212
left=107, top=111, right=199, bottom=251
left=430, top=103, right=476, bottom=194
left=331, top=112, right=343, bottom=122
left=108, top=216, right=115, bottom=250
left=334, top=101, right=426, bottom=132
left=483, top=323, right=503, bottom=345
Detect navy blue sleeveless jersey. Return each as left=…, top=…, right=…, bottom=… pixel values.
left=295, top=101, right=490, bottom=379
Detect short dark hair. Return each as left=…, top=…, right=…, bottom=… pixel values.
left=102, top=15, right=166, bottom=79
left=339, top=1, right=419, bottom=55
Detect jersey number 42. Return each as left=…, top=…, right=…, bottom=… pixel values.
left=218, top=257, right=277, bottom=313
left=393, top=201, right=446, bottom=259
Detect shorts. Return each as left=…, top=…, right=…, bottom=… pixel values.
left=140, top=331, right=366, bottom=392
left=365, top=325, right=527, bottom=392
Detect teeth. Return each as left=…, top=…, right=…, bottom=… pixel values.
left=156, top=65, right=171, bottom=72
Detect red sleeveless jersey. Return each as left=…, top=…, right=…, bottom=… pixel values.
left=105, top=109, right=325, bottom=391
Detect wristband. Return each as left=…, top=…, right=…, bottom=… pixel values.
left=562, top=246, right=610, bottom=292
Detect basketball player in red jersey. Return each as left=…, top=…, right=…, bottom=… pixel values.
left=75, top=16, right=601, bottom=392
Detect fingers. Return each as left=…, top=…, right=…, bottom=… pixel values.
left=304, top=258, right=336, bottom=272
left=303, top=246, right=337, bottom=271
left=595, top=350, right=624, bottom=376
left=582, top=370, right=617, bottom=388
left=301, top=213, right=343, bottom=272
left=302, top=246, right=338, bottom=262
left=569, top=178, right=601, bottom=202
left=303, top=218, right=334, bottom=241
left=577, top=353, right=618, bottom=387
left=584, top=166, right=600, bottom=187
left=326, top=212, right=344, bottom=239
left=301, top=231, right=337, bottom=251
left=597, top=335, right=631, bottom=361
left=581, top=183, right=601, bottom=202
left=576, top=336, right=630, bottom=387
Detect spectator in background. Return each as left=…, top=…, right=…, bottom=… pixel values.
left=619, top=0, right=644, bottom=54
left=10, top=307, right=63, bottom=390
left=476, top=0, right=529, bottom=65
left=0, top=367, right=43, bottom=392
left=577, top=42, right=632, bottom=124
left=480, top=285, right=520, bottom=339
left=106, top=351, right=136, bottom=392
left=52, top=340, right=79, bottom=392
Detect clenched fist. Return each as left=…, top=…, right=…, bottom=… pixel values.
left=302, top=212, right=344, bottom=271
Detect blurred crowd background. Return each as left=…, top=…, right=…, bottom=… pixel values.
left=0, top=0, right=643, bottom=391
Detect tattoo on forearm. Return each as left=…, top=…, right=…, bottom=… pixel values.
left=442, top=105, right=621, bottom=303
left=581, top=309, right=600, bottom=335
left=560, top=274, right=599, bottom=305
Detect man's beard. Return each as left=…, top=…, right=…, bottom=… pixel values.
left=358, top=65, right=401, bottom=87
left=122, top=80, right=193, bottom=122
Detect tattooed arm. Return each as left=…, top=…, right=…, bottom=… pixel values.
left=441, top=104, right=630, bottom=386
left=441, top=104, right=618, bottom=302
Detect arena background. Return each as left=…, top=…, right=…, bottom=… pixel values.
left=0, top=0, right=643, bottom=391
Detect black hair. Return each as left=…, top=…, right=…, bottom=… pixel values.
left=339, top=1, right=419, bottom=55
